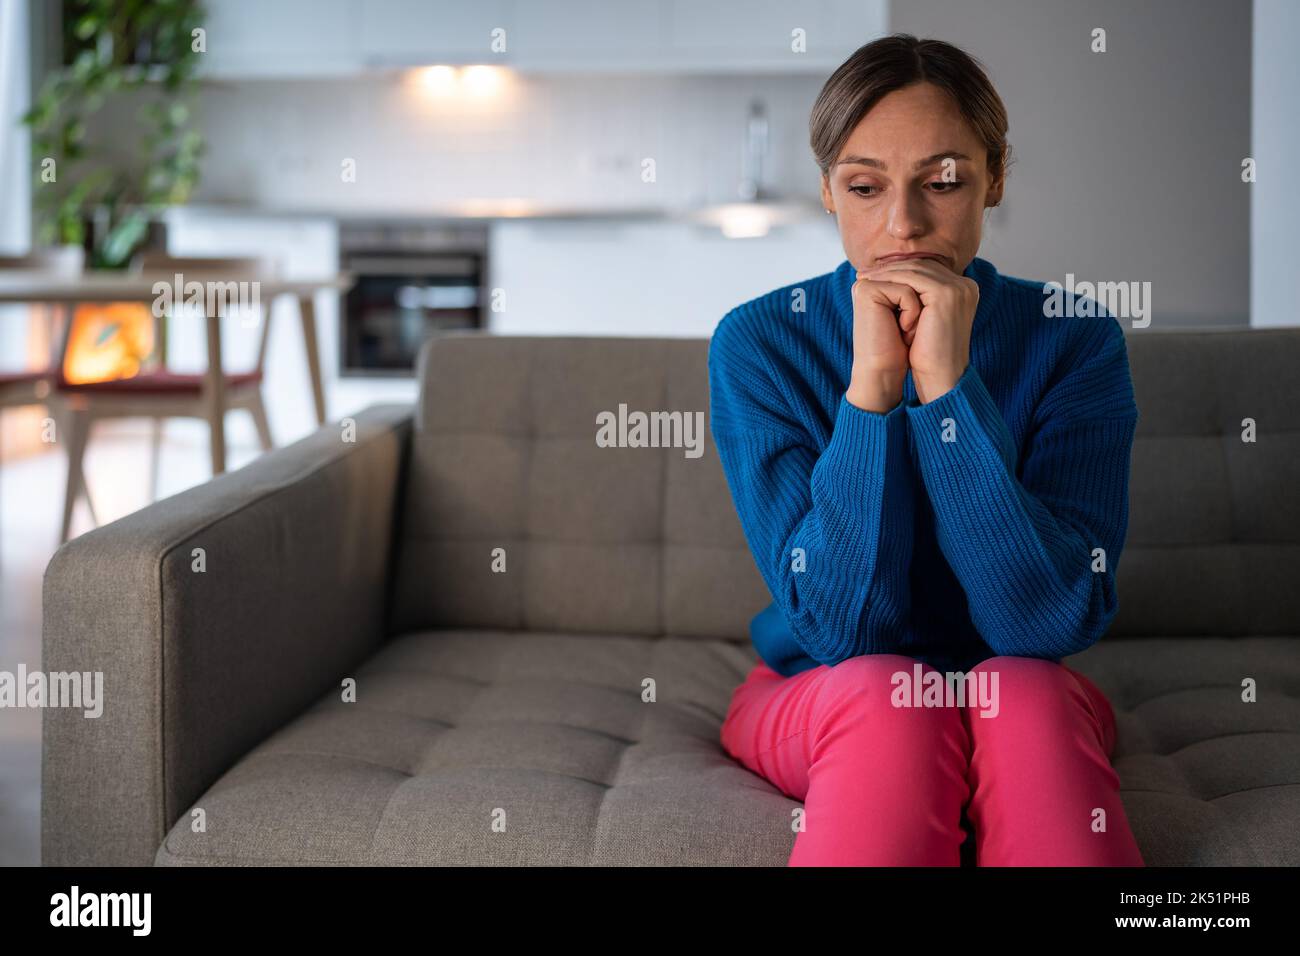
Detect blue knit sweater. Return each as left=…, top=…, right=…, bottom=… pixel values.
left=707, top=255, right=1139, bottom=677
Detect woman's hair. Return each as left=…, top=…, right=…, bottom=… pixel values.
left=809, top=33, right=1013, bottom=199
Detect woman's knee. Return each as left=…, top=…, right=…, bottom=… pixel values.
left=968, top=656, right=1095, bottom=724
left=812, top=654, right=962, bottom=735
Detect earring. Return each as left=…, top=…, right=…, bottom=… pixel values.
left=824, top=208, right=833, bottom=214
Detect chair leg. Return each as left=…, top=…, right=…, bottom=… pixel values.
left=249, top=392, right=273, bottom=452
left=60, top=408, right=91, bottom=545
left=46, top=399, right=94, bottom=528
left=204, top=314, right=227, bottom=475
left=81, top=482, right=99, bottom=527
left=148, top=417, right=163, bottom=501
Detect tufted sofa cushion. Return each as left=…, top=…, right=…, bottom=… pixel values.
left=153, top=328, right=1300, bottom=866
left=389, top=335, right=771, bottom=640
left=154, top=628, right=1300, bottom=865
left=1068, top=635, right=1300, bottom=864
left=1112, top=328, right=1300, bottom=636
left=155, top=629, right=780, bottom=865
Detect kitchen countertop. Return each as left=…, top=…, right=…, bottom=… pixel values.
left=170, top=197, right=826, bottom=224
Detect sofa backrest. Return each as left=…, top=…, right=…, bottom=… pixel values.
left=390, top=328, right=1300, bottom=642
left=389, top=334, right=769, bottom=639
left=1110, top=326, right=1300, bottom=637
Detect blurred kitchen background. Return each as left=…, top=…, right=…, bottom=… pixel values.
left=0, top=0, right=1297, bottom=864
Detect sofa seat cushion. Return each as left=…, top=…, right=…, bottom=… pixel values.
left=1067, top=635, right=1300, bottom=865
left=155, top=628, right=786, bottom=866
left=154, top=631, right=1300, bottom=866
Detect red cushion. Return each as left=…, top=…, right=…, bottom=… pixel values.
left=57, top=370, right=263, bottom=394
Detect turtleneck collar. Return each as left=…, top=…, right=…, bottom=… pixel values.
left=830, top=254, right=1004, bottom=335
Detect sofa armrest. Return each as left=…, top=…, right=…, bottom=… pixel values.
left=41, top=403, right=414, bottom=866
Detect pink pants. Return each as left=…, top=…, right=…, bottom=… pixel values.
left=720, top=654, right=1144, bottom=866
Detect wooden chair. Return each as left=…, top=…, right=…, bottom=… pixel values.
left=53, top=254, right=278, bottom=542
left=0, top=252, right=99, bottom=530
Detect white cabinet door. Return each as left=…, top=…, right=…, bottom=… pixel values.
left=509, top=0, right=665, bottom=70
left=199, top=0, right=885, bottom=77
left=667, top=0, right=885, bottom=71
left=488, top=218, right=845, bottom=337
left=200, top=0, right=361, bottom=78
left=358, top=0, right=513, bottom=65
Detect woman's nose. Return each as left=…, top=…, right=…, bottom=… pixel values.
left=887, top=191, right=928, bottom=239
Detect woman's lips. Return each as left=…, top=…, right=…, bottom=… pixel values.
left=877, top=253, right=945, bottom=264
left=874, top=253, right=950, bottom=270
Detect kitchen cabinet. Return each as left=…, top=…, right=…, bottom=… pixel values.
left=197, top=0, right=885, bottom=78
left=506, top=0, right=665, bottom=68
left=487, top=217, right=846, bottom=337
left=200, top=0, right=362, bottom=78
left=666, top=0, right=886, bottom=71
left=358, top=0, right=513, bottom=66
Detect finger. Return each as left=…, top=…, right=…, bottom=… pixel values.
left=862, top=257, right=954, bottom=278
left=863, top=257, right=958, bottom=284
left=858, top=279, right=922, bottom=333
left=856, top=277, right=921, bottom=315
left=861, top=265, right=954, bottom=300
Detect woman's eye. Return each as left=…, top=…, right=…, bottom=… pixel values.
left=848, top=181, right=964, bottom=198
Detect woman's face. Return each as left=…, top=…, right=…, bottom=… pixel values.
left=819, top=81, right=1003, bottom=276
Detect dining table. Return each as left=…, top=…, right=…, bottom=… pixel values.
left=0, top=269, right=353, bottom=473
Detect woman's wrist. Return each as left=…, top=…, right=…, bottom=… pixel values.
left=846, top=368, right=906, bottom=413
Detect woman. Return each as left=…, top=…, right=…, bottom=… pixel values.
left=708, top=34, right=1144, bottom=867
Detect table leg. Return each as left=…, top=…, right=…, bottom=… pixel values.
left=298, top=293, right=326, bottom=425
left=59, top=403, right=92, bottom=545
left=204, top=312, right=226, bottom=475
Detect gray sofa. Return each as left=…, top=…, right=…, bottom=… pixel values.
left=42, top=328, right=1300, bottom=866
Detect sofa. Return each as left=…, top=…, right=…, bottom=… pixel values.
left=42, top=327, right=1300, bottom=866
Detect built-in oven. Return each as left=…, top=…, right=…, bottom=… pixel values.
left=339, top=221, right=488, bottom=376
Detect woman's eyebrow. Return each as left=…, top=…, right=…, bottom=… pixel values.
left=836, top=151, right=971, bottom=170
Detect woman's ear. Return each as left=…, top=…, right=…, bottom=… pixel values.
left=986, top=167, right=1006, bottom=207
left=820, top=174, right=835, bottom=214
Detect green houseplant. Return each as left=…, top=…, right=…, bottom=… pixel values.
left=22, top=0, right=207, bottom=269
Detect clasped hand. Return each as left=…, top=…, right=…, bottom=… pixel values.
left=850, top=258, right=979, bottom=406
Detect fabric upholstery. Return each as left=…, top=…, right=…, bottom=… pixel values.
left=41, top=403, right=413, bottom=866
left=42, top=327, right=1300, bottom=867
left=152, top=629, right=1300, bottom=866
left=390, top=335, right=771, bottom=639
left=1113, top=328, right=1300, bottom=635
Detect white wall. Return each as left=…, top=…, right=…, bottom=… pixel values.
left=1250, top=0, right=1299, bottom=328
left=890, top=0, right=1252, bottom=327
left=0, top=0, right=28, bottom=253
left=0, top=0, right=31, bottom=365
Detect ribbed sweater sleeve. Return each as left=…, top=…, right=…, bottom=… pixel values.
left=904, top=315, right=1139, bottom=658
left=708, top=311, right=916, bottom=666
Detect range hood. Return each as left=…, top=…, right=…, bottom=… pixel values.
left=687, top=98, right=822, bottom=238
